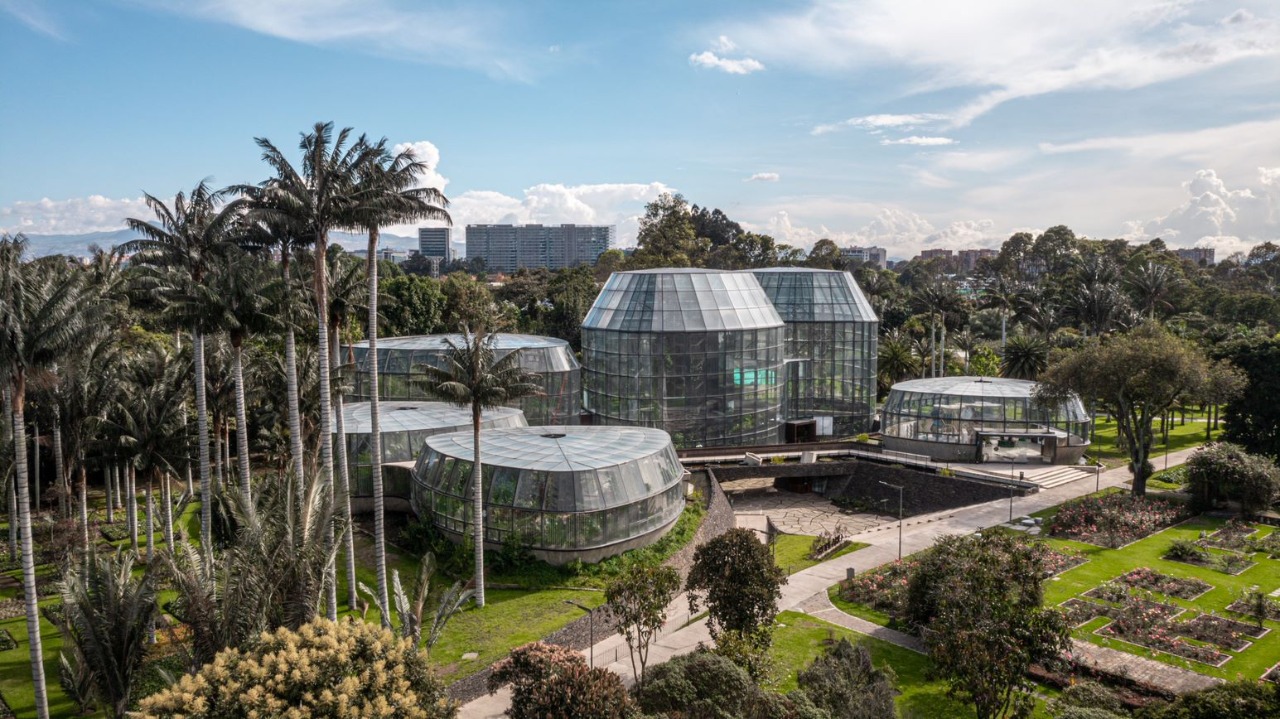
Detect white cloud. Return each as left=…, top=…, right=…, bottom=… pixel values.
left=1039, top=118, right=1280, bottom=164
left=136, top=0, right=536, bottom=80
left=689, top=50, right=765, bottom=75
left=0, top=195, right=152, bottom=235
left=746, top=172, right=780, bottom=182
left=912, top=169, right=955, bottom=189
left=746, top=206, right=1001, bottom=258
left=880, top=136, right=956, bottom=146
left=0, top=0, right=65, bottom=39
left=1123, top=167, right=1280, bottom=250
left=724, top=0, right=1280, bottom=125
left=811, top=112, right=946, bottom=136
left=712, top=35, right=737, bottom=52
left=931, top=149, right=1028, bottom=172
left=390, top=140, right=450, bottom=192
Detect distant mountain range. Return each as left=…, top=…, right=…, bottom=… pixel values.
left=12, top=230, right=464, bottom=259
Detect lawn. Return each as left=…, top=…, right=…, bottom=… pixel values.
left=770, top=611, right=1054, bottom=718
left=1041, top=517, right=1280, bottom=680
left=772, top=534, right=868, bottom=576
left=1088, top=416, right=1222, bottom=470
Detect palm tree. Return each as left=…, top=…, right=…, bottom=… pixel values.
left=1127, top=260, right=1180, bottom=320
left=1000, top=334, right=1050, bottom=381
left=980, top=275, right=1021, bottom=348
left=56, top=548, right=157, bottom=717
left=951, top=326, right=979, bottom=375
left=346, top=139, right=450, bottom=623
left=1015, top=283, right=1059, bottom=340
left=123, top=181, right=239, bottom=550
left=877, top=330, right=919, bottom=395
left=0, top=234, right=99, bottom=719
left=418, top=329, right=541, bottom=607
left=249, top=123, right=382, bottom=620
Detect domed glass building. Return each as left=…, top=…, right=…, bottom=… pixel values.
left=752, top=268, right=878, bottom=436
left=411, top=426, right=687, bottom=564
left=346, top=334, right=581, bottom=425
left=338, top=401, right=526, bottom=501
left=581, top=269, right=785, bottom=448
left=880, top=376, right=1091, bottom=464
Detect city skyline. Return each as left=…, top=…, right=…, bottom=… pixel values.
left=1, top=0, right=1278, bottom=259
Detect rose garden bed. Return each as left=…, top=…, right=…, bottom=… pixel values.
left=1196, top=519, right=1256, bottom=551
left=1175, top=614, right=1261, bottom=652
left=1045, top=493, right=1192, bottom=548
left=1265, top=663, right=1280, bottom=683
left=1094, top=597, right=1229, bottom=667
left=1115, top=567, right=1212, bottom=600
left=1043, top=546, right=1088, bottom=576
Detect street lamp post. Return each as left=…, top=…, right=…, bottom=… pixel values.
left=564, top=600, right=595, bottom=668
left=879, top=481, right=904, bottom=561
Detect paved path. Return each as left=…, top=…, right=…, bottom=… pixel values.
left=727, top=488, right=891, bottom=535
left=458, top=446, right=1208, bottom=718
left=793, top=592, right=925, bottom=653
left=1067, top=640, right=1220, bottom=694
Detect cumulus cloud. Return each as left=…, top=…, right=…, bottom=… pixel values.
left=1122, top=167, right=1280, bottom=254
left=722, top=0, right=1280, bottom=125
left=746, top=172, right=780, bottom=182
left=0, top=195, right=152, bottom=235
left=689, top=50, right=765, bottom=75
left=748, top=206, right=1002, bottom=258
left=880, top=136, right=956, bottom=146
left=390, top=140, right=450, bottom=192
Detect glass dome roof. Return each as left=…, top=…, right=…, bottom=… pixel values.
left=337, top=401, right=526, bottom=435
left=891, top=376, right=1046, bottom=400
left=751, top=268, right=877, bottom=323
left=583, top=269, right=783, bottom=333
left=349, top=333, right=580, bottom=373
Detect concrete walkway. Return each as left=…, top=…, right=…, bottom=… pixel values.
left=459, top=447, right=1207, bottom=718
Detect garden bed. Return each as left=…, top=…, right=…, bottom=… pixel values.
left=1175, top=614, right=1257, bottom=652
left=1097, top=622, right=1230, bottom=667
left=1164, top=548, right=1255, bottom=575
left=0, top=599, right=23, bottom=622
left=1045, top=493, right=1191, bottom=548
left=836, top=558, right=917, bottom=618
left=1043, top=546, right=1088, bottom=576
left=1115, top=567, right=1212, bottom=600
left=1226, top=597, right=1280, bottom=622
left=1264, top=662, right=1280, bottom=683
left=1089, top=593, right=1228, bottom=667
left=1197, top=519, right=1256, bottom=551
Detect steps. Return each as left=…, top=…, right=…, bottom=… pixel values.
left=1026, top=466, right=1095, bottom=489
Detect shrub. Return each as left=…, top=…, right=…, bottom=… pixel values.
left=490, top=642, right=632, bottom=719
left=136, top=618, right=454, bottom=719
left=634, top=650, right=760, bottom=719
left=1186, top=442, right=1280, bottom=513
left=795, top=638, right=897, bottom=719
left=1052, top=681, right=1124, bottom=715
left=1134, top=680, right=1280, bottom=719
left=1164, top=539, right=1208, bottom=563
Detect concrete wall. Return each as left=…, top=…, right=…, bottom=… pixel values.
left=815, top=461, right=1030, bottom=517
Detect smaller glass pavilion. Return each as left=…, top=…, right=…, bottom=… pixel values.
left=339, top=401, right=526, bottom=498
left=880, top=377, right=1090, bottom=464
left=411, top=426, right=687, bottom=564
left=346, top=334, right=581, bottom=425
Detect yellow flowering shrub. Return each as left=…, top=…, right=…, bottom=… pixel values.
left=137, top=617, right=456, bottom=719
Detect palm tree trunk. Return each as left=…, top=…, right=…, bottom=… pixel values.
left=185, top=462, right=193, bottom=497
left=32, top=423, right=39, bottom=511
left=285, top=327, right=307, bottom=488
left=232, top=340, right=253, bottom=501
left=329, top=328, right=359, bottom=611
left=105, top=463, right=114, bottom=525
left=939, top=321, right=947, bottom=378
left=193, top=330, right=213, bottom=550
left=314, top=233, right=338, bottom=621
left=472, top=408, right=486, bottom=608
left=52, top=409, right=65, bottom=518
left=1000, top=311, right=1007, bottom=349
left=145, top=480, right=154, bottom=562
left=365, top=228, right=391, bottom=624
left=2, top=388, right=17, bottom=569
left=78, top=461, right=89, bottom=550
left=127, top=464, right=138, bottom=554
left=10, top=374, right=51, bottom=719
left=161, top=469, right=174, bottom=554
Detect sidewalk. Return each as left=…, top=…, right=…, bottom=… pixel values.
left=459, top=447, right=1204, bottom=718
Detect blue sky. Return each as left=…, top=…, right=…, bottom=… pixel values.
left=2, top=0, right=1278, bottom=258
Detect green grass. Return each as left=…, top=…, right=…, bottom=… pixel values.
left=1041, top=518, right=1280, bottom=680
left=772, top=534, right=868, bottom=575
left=826, top=584, right=895, bottom=629
left=1087, top=417, right=1221, bottom=469
left=770, top=611, right=1053, bottom=718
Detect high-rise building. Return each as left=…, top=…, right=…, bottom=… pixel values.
left=958, top=248, right=998, bottom=272
left=841, top=245, right=888, bottom=269
left=1175, top=247, right=1215, bottom=266
left=465, top=224, right=615, bottom=272
left=919, top=248, right=954, bottom=261
left=417, top=227, right=452, bottom=264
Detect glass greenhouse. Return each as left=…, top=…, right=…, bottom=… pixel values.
left=346, top=334, right=582, bottom=425
left=411, top=426, right=687, bottom=563
left=752, top=268, right=878, bottom=436
left=581, top=269, right=786, bottom=448
left=338, top=401, right=526, bottom=498
left=880, top=377, right=1091, bottom=464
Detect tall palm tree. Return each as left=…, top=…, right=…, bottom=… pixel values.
left=248, top=123, right=381, bottom=620
left=1000, top=334, right=1050, bottom=381
left=1015, top=283, right=1059, bottom=340
left=0, top=234, right=99, bottom=719
left=1127, top=260, right=1180, bottom=320
left=418, top=329, right=541, bottom=607
left=346, top=139, right=450, bottom=622
left=980, top=275, right=1021, bottom=348
left=877, top=330, right=919, bottom=396
left=56, top=548, right=157, bottom=718
left=123, top=181, right=239, bottom=550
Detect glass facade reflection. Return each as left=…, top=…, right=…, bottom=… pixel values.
left=346, top=334, right=581, bottom=425
left=752, top=269, right=878, bottom=436
left=581, top=269, right=785, bottom=448
left=411, top=426, right=686, bottom=560
left=881, top=377, right=1091, bottom=464
left=339, top=402, right=526, bottom=497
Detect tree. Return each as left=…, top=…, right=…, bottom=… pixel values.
left=1031, top=225, right=1078, bottom=277
left=1133, top=680, right=1280, bottom=719
left=877, top=331, right=919, bottom=395
left=1185, top=442, right=1280, bottom=512
left=628, top=193, right=708, bottom=269
left=690, top=205, right=743, bottom=247
left=0, top=234, right=100, bottom=719
left=381, top=274, right=446, bottom=337
left=685, top=527, right=787, bottom=669
left=805, top=239, right=846, bottom=270
left=1037, top=324, right=1214, bottom=495
left=440, top=271, right=497, bottom=332
left=56, top=549, right=157, bottom=718
left=980, top=276, right=1021, bottom=348
left=1000, top=335, right=1049, bottom=380
left=594, top=248, right=626, bottom=283
left=605, top=563, right=680, bottom=686
left=1217, top=336, right=1280, bottom=457
left=795, top=639, right=897, bottom=719
left=1127, top=260, right=1181, bottom=320
left=907, top=533, right=1069, bottom=719
left=634, top=649, right=759, bottom=719
left=544, top=266, right=599, bottom=350
left=417, top=329, right=541, bottom=607
left=1199, top=359, right=1247, bottom=440
left=488, top=642, right=633, bottom=719
left=137, top=617, right=454, bottom=719
left=123, top=181, right=239, bottom=551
